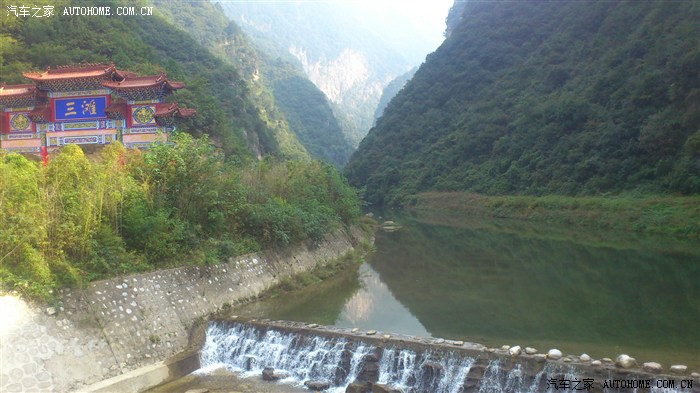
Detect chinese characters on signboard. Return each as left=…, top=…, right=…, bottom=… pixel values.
left=54, top=97, right=107, bottom=121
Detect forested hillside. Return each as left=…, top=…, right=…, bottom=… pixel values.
left=0, top=0, right=306, bottom=160
left=154, top=0, right=354, bottom=167
left=373, top=67, right=417, bottom=125
left=345, top=1, right=700, bottom=206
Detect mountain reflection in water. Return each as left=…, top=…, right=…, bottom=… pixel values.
left=336, top=263, right=430, bottom=336
left=232, top=211, right=700, bottom=371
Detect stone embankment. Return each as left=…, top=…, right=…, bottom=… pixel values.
left=0, top=228, right=368, bottom=393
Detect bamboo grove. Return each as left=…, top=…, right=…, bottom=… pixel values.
left=0, top=135, right=361, bottom=300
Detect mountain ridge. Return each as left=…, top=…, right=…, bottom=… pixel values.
left=345, top=0, right=700, bottom=205
left=216, top=1, right=420, bottom=143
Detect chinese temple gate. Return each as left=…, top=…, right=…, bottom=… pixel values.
left=0, top=63, right=195, bottom=155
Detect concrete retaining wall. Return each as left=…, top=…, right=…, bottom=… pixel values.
left=0, top=228, right=366, bottom=393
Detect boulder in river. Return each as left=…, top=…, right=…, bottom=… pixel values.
left=262, top=367, right=277, bottom=381
left=262, top=367, right=288, bottom=381
left=345, top=381, right=371, bottom=393
left=670, top=365, right=688, bottom=374
left=615, top=354, right=637, bottom=369
left=304, top=380, right=331, bottom=391
left=508, top=345, right=522, bottom=356
left=547, top=349, right=563, bottom=360
left=642, top=362, right=663, bottom=373
left=372, top=383, right=402, bottom=393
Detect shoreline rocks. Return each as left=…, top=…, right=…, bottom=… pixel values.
left=642, top=362, right=663, bottom=373
left=304, top=380, right=331, bottom=391
left=670, top=365, right=688, bottom=374
left=615, top=354, right=637, bottom=369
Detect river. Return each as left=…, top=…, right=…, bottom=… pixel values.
left=233, top=209, right=700, bottom=372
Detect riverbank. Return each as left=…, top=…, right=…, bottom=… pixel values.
left=0, top=226, right=372, bottom=393
left=411, top=192, right=700, bottom=237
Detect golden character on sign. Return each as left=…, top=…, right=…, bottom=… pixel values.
left=65, top=101, right=76, bottom=116
left=82, top=99, right=97, bottom=115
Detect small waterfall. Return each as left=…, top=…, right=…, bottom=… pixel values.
left=377, top=347, right=474, bottom=393
left=200, top=322, right=373, bottom=391
left=199, top=322, right=689, bottom=393
left=478, top=360, right=583, bottom=393
left=201, top=322, right=476, bottom=392
left=377, top=347, right=417, bottom=386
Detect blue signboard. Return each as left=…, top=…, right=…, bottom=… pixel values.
left=54, top=96, right=107, bottom=121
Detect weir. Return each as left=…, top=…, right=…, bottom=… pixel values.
left=198, top=319, right=698, bottom=393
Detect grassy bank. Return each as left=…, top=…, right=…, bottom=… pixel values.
left=411, top=192, right=700, bottom=237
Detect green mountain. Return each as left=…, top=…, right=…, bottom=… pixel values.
left=216, top=1, right=417, bottom=144
left=373, top=67, right=417, bottom=125
left=154, top=0, right=354, bottom=167
left=345, top=1, right=700, bottom=206
left=0, top=0, right=307, bottom=161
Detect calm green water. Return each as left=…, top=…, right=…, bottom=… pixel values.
left=234, top=210, right=700, bottom=371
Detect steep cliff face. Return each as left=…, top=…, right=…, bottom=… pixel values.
left=288, top=46, right=385, bottom=145
left=216, top=1, right=420, bottom=142
left=155, top=0, right=358, bottom=166
left=345, top=0, right=700, bottom=205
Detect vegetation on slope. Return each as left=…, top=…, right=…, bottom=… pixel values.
left=154, top=0, right=354, bottom=167
left=0, top=0, right=307, bottom=160
left=412, top=192, right=700, bottom=237
left=373, top=67, right=417, bottom=125
left=0, top=139, right=361, bottom=300
left=269, top=69, right=356, bottom=167
left=345, top=1, right=700, bottom=206
left=218, top=1, right=415, bottom=141
left=0, top=0, right=364, bottom=300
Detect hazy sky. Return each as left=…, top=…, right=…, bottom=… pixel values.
left=222, top=0, right=456, bottom=58
left=349, top=0, right=455, bottom=51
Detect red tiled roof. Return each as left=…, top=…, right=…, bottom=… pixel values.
left=23, top=63, right=116, bottom=81
left=177, top=108, right=196, bottom=117
left=155, top=103, right=196, bottom=118
left=102, top=73, right=185, bottom=90
left=114, top=70, right=138, bottom=80
left=0, top=83, right=36, bottom=97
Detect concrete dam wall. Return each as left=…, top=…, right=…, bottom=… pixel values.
left=0, top=228, right=367, bottom=393
left=199, top=319, right=699, bottom=393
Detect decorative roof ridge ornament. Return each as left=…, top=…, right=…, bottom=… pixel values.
left=23, top=62, right=116, bottom=81
left=101, top=72, right=184, bottom=90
